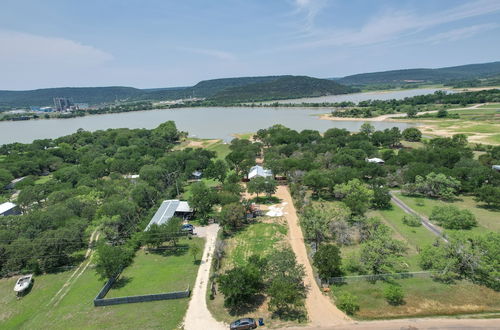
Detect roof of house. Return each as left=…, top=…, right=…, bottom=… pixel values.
left=248, top=165, right=273, bottom=179
left=0, top=202, right=17, bottom=214
left=492, top=165, right=500, bottom=170
left=144, top=200, right=192, bottom=231
left=366, top=157, right=385, bottom=163
left=192, top=170, right=202, bottom=177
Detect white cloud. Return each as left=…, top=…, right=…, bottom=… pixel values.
left=0, top=29, right=113, bottom=66
left=291, top=0, right=328, bottom=33
left=176, top=46, right=236, bottom=61
left=284, top=0, right=500, bottom=50
left=426, top=23, right=499, bottom=44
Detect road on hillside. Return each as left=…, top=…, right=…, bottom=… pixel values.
left=275, top=185, right=351, bottom=327
left=390, top=191, right=448, bottom=243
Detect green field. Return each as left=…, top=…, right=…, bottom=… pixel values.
left=108, top=238, right=204, bottom=297
left=394, top=192, right=500, bottom=233
left=0, top=238, right=204, bottom=329
left=34, top=175, right=52, bottom=185
left=206, top=141, right=231, bottom=160
left=478, top=103, right=500, bottom=109
left=331, top=278, right=500, bottom=320
left=223, top=221, right=287, bottom=268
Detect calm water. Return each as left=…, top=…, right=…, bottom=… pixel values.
left=0, top=89, right=438, bottom=145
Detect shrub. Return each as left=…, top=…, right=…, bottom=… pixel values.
left=336, top=293, right=360, bottom=315
left=429, top=205, right=477, bottom=230
left=402, top=127, right=422, bottom=142
left=384, top=284, right=405, bottom=305
left=402, top=214, right=421, bottom=227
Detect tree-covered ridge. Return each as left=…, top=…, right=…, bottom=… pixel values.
left=337, top=61, right=500, bottom=86
left=209, top=76, right=358, bottom=103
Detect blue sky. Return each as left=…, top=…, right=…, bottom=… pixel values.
left=1, top=0, right=499, bottom=89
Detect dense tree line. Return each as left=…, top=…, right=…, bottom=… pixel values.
left=0, top=121, right=224, bottom=277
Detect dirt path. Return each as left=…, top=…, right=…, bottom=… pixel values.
left=389, top=192, right=448, bottom=243
left=48, top=229, right=100, bottom=307
left=286, top=317, right=500, bottom=329
left=183, top=224, right=227, bottom=330
left=275, top=186, right=350, bottom=327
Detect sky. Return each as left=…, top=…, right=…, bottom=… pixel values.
left=1, top=0, right=500, bottom=90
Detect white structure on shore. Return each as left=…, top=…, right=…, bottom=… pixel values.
left=248, top=165, right=273, bottom=179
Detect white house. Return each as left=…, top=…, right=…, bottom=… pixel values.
left=248, top=165, right=273, bottom=179
left=492, top=165, right=500, bottom=172
left=0, top=202, right=21, bottom=216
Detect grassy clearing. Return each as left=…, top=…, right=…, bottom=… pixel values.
left=34, top=175, right=52, bottom=185
left=331, top=278, right=500, bottom=320
left=394, top=192, right=500, bottom=233
left=400, top=141, right=424, bottom=149
left=107, top=237, right=203, bottom=297
left=206, top=141, right=231, bottom=160
left=485, top=134, right=500, bottom=144
left=479, top=103, right=500, bottom=109
left=232, top=132, right=254, bottom=140
left=0, top=238, right=204, bottom=329
left=208, top=220, right=300, bottom=328
left=182, top=178, right=219, bottom=200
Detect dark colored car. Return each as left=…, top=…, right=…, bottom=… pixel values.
left=230, top=318, right=257, bottom=330
left=181, top=224, right=194, bottom=234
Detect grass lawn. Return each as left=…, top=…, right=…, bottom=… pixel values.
left=400, top=141, right=424, bottom=149
left=107, top=237, right=204, bottom=297
left=394, top=192, right=500, bottom=233
left=331, top=278, right=500, bottom=319
left=206, top=141, right=231, bottom=160
left=208, top=220, right=302, bottom=328
left=479, top=103, right=500, bottom=108
left=182, top=178, right=219, bottom=200
left=0, top=238, right=204, bottom=329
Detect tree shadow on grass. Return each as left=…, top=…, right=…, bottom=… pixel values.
left=476, top=203, right=500, bottom=212
left=193, top=260, right=202, bottom=266
left=250, top=196, right=281, bottom=205
left=150, top=243, right=190, bottom=257
left=227, top=294, right=266, bottom=316
left=112, top=276, right=132, bottom=289
left=271, top=306, right=307, bottom=322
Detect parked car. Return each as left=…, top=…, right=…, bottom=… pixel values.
left=182, top=224, right=194, bottom=234
left=230, top=318, right=257, bottom=330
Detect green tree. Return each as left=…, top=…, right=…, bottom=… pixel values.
left=303, top=169, right=329, bottom=196
left=218, top=264, right=263, bottom=308
left=94, top=243, right=132, bottom=280
left=360, top=235, right=408, bottom=274
left=436, top=109, right=448, bottom=118
left=429, top=205, right=477, bottom=230
left=334, top=179, right=374, bottom=215
left=205, top=159, right=228, bottom=183
left=475, top=185, right=500, bottom=208
left=406, top=108, right=418, bottom=118
left=402, top=127, right=422, bottom=142
left=384, top=284, right=405, bottom=305
left=190, top=243, right=201, bottom=262
left=360, top=122, right=375, bottom=135
left=218, top=202, right=246, bottom=232
left=189, top=181, right=217, bottom=221
left=0, top=168, right=13, bottom=190
left=313, top=244, right=342, bottom=281
left=403, top=172, right=460, bottom=200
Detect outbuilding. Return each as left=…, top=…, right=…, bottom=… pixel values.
left=144, top=200, right=193, bottom=231
left=0, top=202, right=21, bottom=216
left=248, top=165, right=273, bottom=179
left=492, top=165, right=500, bottom=172
left=366, top=157, right=385, bottom=165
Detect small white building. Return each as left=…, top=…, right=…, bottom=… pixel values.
left=366, top=157, right=385, bottom=165
left=0, top=202, right=21, bottom=216
left=248, top=165, right=273, bottom=179
left=492, top=165, right=500, bottom=172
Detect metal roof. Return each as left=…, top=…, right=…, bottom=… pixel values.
left=0, top=202, right=17, bottom=215
left=144, top=200, right=192, bottom=231
left=248, top=165, right=273, bottom=179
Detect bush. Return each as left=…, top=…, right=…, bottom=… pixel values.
left=429, top=205, right=477, bottom=230
left=402, top=214, right=421, bottom=227
left=384, top=284, right=405, bottom=305
left=313, top=244, right=342, bottom=281
left=336, top=293, right=360, bottom=315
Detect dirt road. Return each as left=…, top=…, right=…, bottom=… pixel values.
left=286, top=317, right=500, bottom=329
left=183, top=224, right=226, bottom=330
left=275, top=186, right=350, bottom=327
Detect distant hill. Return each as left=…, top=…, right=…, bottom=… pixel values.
left=209, top=76, right=358, bottom=103
left=337, top=61, right=500, bottom=86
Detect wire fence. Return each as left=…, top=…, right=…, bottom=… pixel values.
left=322, top=271, right=435, bottom=285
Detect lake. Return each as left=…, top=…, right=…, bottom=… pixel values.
left=0, top=88, right=440, bottom=144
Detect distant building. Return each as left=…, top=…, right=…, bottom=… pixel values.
left=53, top=97, right=74, bottom=112
left=144, top=200, right=193, bottom=231
left=0, top=202, right=21, bottom=216
left=75, top=103, right=89, bottom=110
left=30, top=106, right=54, bottom=112
left=366, top=157, right=385, bottom=165
left=191, top=170, right=202, bottom=181
left=248, top=165, right=273, bottom=179
left=492, top=165, right=500, bottom=172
